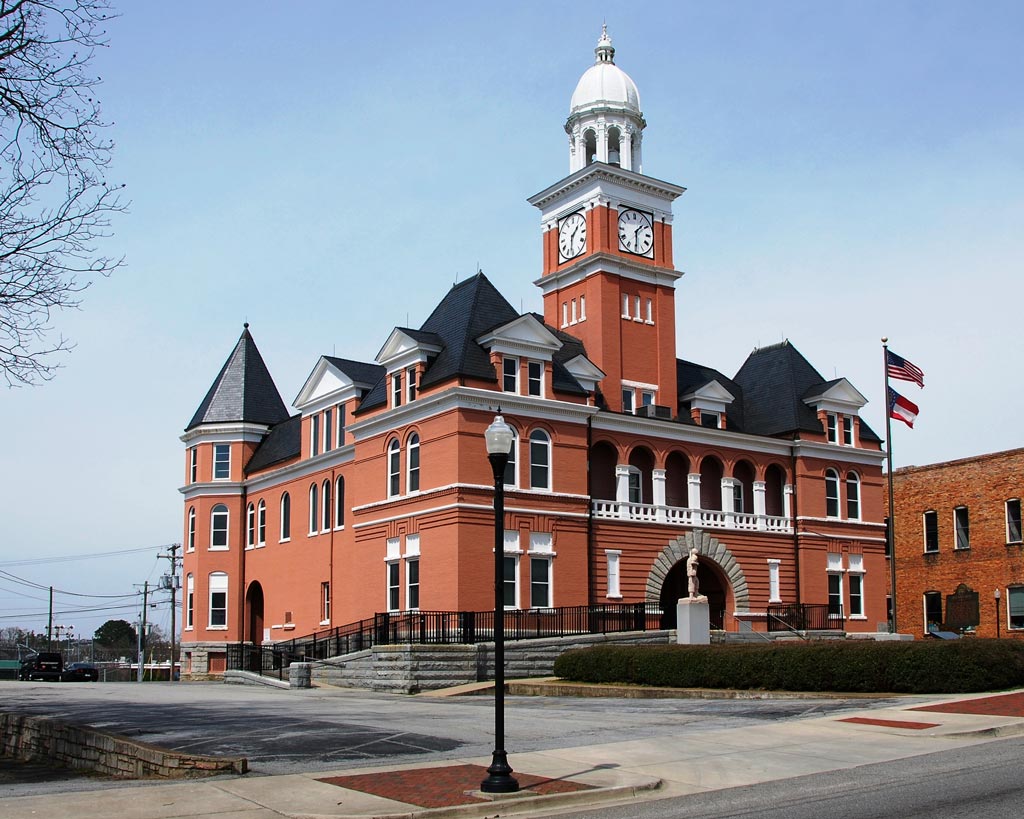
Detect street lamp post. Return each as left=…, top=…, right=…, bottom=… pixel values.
left=995, top=588, right=1001, bottom=639
left=480, top=413, right=519, bottom=795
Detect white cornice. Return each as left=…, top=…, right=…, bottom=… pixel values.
left=533, top=253, right=682, bottom=295
left=353, top=498, right=591, bottom=530
left=179, top=483, right=245, bottom=499
left=245, top=444, right=356, bottom=493
left=591, top=413, right=794, bottom=457
left=528, top=163, right=685, bottom=212
left=180, top=423, right=269, bottom=445
left=793, top=441, right=887, bottom=467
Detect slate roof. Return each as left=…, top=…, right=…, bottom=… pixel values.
left=534, top=316, right=589, bottom=396
left=245, top=414, right=301, bottom=473
left=323, top=356, right=386, bottom=387
left=187, top=325, right=290, bottom=430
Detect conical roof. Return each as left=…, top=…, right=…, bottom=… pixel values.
left=186, top=324, right=289, bottom=430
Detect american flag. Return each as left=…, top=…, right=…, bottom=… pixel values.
left=886, top=350, right=924, bottom=388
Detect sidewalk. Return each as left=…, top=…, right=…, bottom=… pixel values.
left=3, top=687, right=1024, bottom=819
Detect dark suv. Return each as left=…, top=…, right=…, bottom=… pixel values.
left=19, top=652, right=64, bottom=681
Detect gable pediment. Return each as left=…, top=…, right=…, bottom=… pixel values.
left=294, top=358, right=359, bottom=411
left=376, top=328, right=443, bottom=369
left=681, top=379, right=735, bottom=405
left=803, top=378, right=867, bottom=414
left=476, top=314, right=562, bottom=360
left=563, top=354, right=606, bottom=392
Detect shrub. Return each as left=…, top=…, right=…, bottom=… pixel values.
left=551, top=639, right=1024, bottom=694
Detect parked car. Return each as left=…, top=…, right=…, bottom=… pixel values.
left=19, top=652, right=64, bottom=681
left=61, top=662, right=99, bottom=682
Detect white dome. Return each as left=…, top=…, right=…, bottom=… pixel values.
left=570, top=62, right=641, bottom=115
left=569, top=27, right=641, bottom=115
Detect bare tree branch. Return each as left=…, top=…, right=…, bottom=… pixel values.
left=0, top=0, right=125, bottom=386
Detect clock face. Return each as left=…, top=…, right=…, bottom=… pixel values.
left=557, top=212, right=587, bottom=261
left=618, top=208, right=654, bottom=256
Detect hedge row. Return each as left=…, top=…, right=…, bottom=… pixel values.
left=551, top=639, right=1024, bottom=694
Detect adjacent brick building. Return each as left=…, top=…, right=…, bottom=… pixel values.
left=890, top=447, right=1024, bottom=637
left=179, top=29, right=889, bottom=678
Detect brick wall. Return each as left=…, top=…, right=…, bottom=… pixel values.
left=890, top=447, right=1024, bottom=637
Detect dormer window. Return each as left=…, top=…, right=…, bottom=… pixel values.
left=621, top=388, right=634, bottom=414
left=503, top=357, right=519, bottom=392
left=843, top=416, right=853, bottom=446
left=826, top=413, right=838, bottom=443
left=528, top=361, right=543, bottom=397
left=392, top=372, right=403, bottom=408
left=407, top=367, right=417, bottom=402
left=700, top=412, right=719, bottom=429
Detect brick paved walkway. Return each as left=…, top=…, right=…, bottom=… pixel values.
left=838, top=717, right=939, bottom=730
left=914, top=691, right=1024, bottom=718
left=319, top=764, right=594, bottom=809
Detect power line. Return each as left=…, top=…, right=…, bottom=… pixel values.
left=0, top=569, right=143, bottom=599
left=0, top=544, right=173, bottom=568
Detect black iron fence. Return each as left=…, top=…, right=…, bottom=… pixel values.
left=766, top=603, right=843, bottom=633
left=227, top=603, right=662, bottom=677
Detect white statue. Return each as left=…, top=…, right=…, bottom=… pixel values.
left=686, top=546, right=700, bottom=599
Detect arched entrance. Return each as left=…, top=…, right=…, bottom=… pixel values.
left=245, top=581, right=264, bottom=646
left=659, top=561, right=727, bottom=629
left=646, top=529, right=750, bottom=632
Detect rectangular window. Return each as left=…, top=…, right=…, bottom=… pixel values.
left=527, top=361, right=542, bottom=397
left=826, top=414, right=837, bottom=443
left=213, top=444, right=230, bottom=480
left=387, top=562, right=400, bottom=612
left=209, top=575, right=228, bottom=628
left=311, top=414, right=320, bottom=457
left=562, top=302, right=568, bottom=327
left=570, top=298, right=577, bottom=324
left=641, top=391, right=654, bottom=407
left=502, top=357, right=518, bottom=393
left=407, top=367, right=417, bottom=402
left=321, top=582, right=330, bottom=623
left=923, top=510, right=938, bottom=552
left=579, top=295, right=586, bottom=320
left=628, top=470, right=642, bottom=504
left=324, top=409, right=333, bottom=451
left=622, top=294, right=630, bottom=318
left=634, top=295, right=641, bottom=321
left=827, top=574, right=843, bottom=617
left=1009, top=587, right=1024, bottom=629
left=767, top=559, right=781, bottom=603
left=733, top=483, right=744, bottom=514
left=337, top=404, right=347, bottom=446
left=392, top=372, right=402, bottom=408
left=189, top=447, right=197, bottom=483
left=700, top=412, right=719, bottom=429
left=954, top=506, right=970, bottom=550
left=530, top=557, right=551, bottom=608
left=924, top=591, right=943, bottom=631
left=1007, top=499, right=1022, bottom=544
left=621, top=388, right=634, bottom=414
left=186, top=575, right=194, bottom=629
left=406, top=559, right=420, bottom=610
left=645, top=298, right=653, bottom=323
left=606, top=550, right=621, bottom=598
left=849, top=573, right=864, bottom=617
left=503, top=555, right=518, bottom=609
left=842, top=416, right=853, bottom=446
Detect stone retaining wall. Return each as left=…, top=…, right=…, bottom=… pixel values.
left=0, top=712, right=247, bottom=778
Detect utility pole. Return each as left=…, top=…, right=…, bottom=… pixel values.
left=138, top=581, right=149, bottom=683
left=158, top=544, right=181, bottom=681
left=47, top=587, right=53, bottom=650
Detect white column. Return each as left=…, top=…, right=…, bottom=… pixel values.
left=687, top=473, right=702, bottom=512
left=722, top=478, right=736, bottom=527
left=572, top=130, right=585, bottom=173
left=784, top=484, right=794, bottom=519
left=615, top=464, right=631, bottom=519
left=620, top=126, right=633, bottom=171
left=597, top=122, right=609, bottom=163
left=753, top=480, right=767, bottom=530
left=633, top=132, right=643, bottom=173
left=652, top=468, right=666, bottom=522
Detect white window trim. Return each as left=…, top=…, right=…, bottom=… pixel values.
left=503, top=356, right=520, bottom=394
left=311, top=414, right=321, bottom=457
left=386, top=560, right=401, bottom=612
left=570, top=298, right=578, bottom=325
left=605, top=549, right=622, bottom=599
left=334, top=476, right=345, bottom=530
left=529, top=555, right=553, bottom=609
left=321, top=479, right=332, bottom=533
left=923, top=510, right=938, bottom=553
left=279, top=492, right=291, bottom=543
left=208, top=573, right=228, bottom=629
left=185, top=574, right=194, bottom=630
left=621, top=293, right=630, bottom=319
left=189, top=447, right=197, bottom=483
left=308, top=484, right=319, bottom=536
left=187, top=507, right=196, bottom=552
left=826, top=413, right=838, bottom=444
left=953, top=506, right=970, bottom=550
left=1007, top=499, right=1023, bottom=544
left=528, top=429, right=552, bottom=491
left=407, top=434, right=421, bottom=495
left=644, top=297, right=654, bottom=325
left=405, top=557, right=420, bottom=611
left=503, top=429, right=518, bottom=489
left=845, top=472, right=861, bottom=521
left=527, top=360, right=544, bottom=398
left=210, top=505, right=229, bottom=551
left=212, top=444, right=231, bottom=481
left=387, top=440, right=401, bottom=498
left=1007, top=586, right=1024, bottom=630
left=579, top=294, right=586, bottom=321
left=824, top=469, right=840, bottom=519
left=407, top=366, right=417, bottom=403
left=256, top=500, right=266, bottom=547
left=561, top=301, right=569, bottom=328
left=633, top=295, right=642, bottom=323
left=767, top=558, right=781, bottom=603
left=392, top=371, right=403, bottom=409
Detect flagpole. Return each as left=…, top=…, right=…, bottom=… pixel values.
left=882, top=337, right=898, bottom=633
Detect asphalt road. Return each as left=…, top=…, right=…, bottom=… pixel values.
left=537, top=735, right=1024, bottom=819
left=1, top=680, right=905, bottom=780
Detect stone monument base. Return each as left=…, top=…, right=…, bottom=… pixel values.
left=676, top=596, right=711, bottom=645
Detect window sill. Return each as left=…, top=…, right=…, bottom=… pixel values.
left=209, top=546, right=229, bottom=552
left=319, top=620, right=330, bottom=627
left=279, top=538, right=290, bottom=544
left=849, top=615, right=868, bottom=621
left=184, top=627, right=194, bottom=632
left=207, top=626, right=228, bottom=631
left=245, top=545, right=254, bottom=551
left=1008, top=541, right=1023, bottom=547
left=605, top=594, right=623, bottom=600
left=644, top=320, right=655, bottom=326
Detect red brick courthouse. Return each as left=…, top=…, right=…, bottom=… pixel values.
left=179, top=30, right=888, bottom=677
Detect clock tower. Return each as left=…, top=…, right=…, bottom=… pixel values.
left=529, top=27, right=684, bottom=414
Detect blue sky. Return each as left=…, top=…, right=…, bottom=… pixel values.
left=1, top=1, right=1021, bottom=639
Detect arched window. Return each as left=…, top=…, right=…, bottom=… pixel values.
left=388, top=439, right=401, bottom=497
left=825, top=469, right=840, bottom=518
left=335, top=476, right=345, bottom=528
left=256, top=500, right=266, bottom=545
left=846, top=472, right=861, bottom=520
left=322, top=479, right=332, bottom=532
left=187, top=507, right=196, bottom=551
left=503, top=428, right=518, bottom=487
left=308, top=483, right=318, bottom=535
left=280, top=492, right=291, bottom=541
left=529, top=429, right=551, bottom=490
left=584, top=129, right=597, bottom=165
left=407, top=433, right=420, bottom=493
left=208, top=572, right=228, bottom=628
left=246, top=503, right=255, bottom=548
left=210, top=504, right=229, bottom=550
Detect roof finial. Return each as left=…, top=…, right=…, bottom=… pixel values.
left=243, top=321, right=250, bottom=330
left=595, top=23, right=615, bottom=64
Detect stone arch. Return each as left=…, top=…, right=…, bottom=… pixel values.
left=645, top=528, right=750, bottom=611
